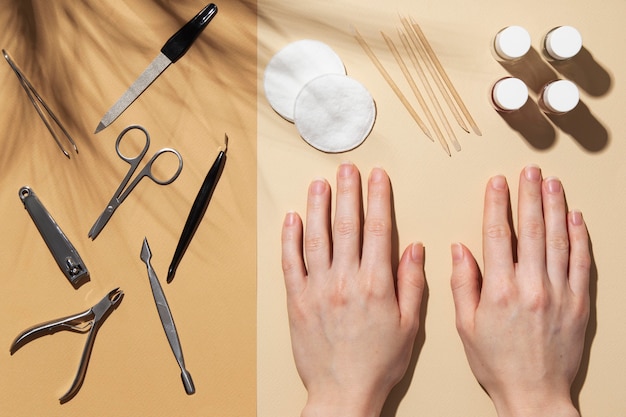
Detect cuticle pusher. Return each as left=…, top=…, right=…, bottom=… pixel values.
left=140, top=237, right=195, bottom=395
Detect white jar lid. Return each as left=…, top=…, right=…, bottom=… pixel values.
left=542, top=80, right=580, bottom=113
left=492, top=77, right=528, bottom=111
left=545, top=26, right=582, bottom=60
left=495, top=26, right=531, bottom=60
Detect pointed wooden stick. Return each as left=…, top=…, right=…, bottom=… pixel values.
left=381, top=31, right=451, bottom=156
left=395, top=29, right=461, bottom=153
left=353, top=27, right=433, bottom=141
left=400, top=17, right=470, bottom=135
left=408, top=17, right=482, bottom=136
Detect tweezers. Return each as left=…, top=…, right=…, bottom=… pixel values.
left=167, top=134, right=228, bottom=282
left=3, top=49, right=78, bottom=158
left=10, top=289, right=123, bottom=403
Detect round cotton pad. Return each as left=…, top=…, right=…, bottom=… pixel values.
left=264, top=40, right=346, bottom=122
left=294, top=74, right=376, bottom=153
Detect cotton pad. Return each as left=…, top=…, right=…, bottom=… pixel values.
left=264, top=39, right=346, bottom=122
left=294, top=73, right=376, bottom=153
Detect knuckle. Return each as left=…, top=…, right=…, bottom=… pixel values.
left=281, top=257, right=298, bottom=275
left=572, top=252, right=592, bottom=273
left=364, top=218, right=390, bottom=237
left=329, top=290, right=349, bottom=308
left=454, top=313, right=469, bottom=333
left=489, top=283, right=516, bottom=308
left=547, top=235, right=570, bottom=252
left=304, top=233, right=326, bottom=252
left=573, top=296, right=591, bottom=321
left=485, top=223, right=511, bottom=240
left=525, top=288, right=551, bottom=312
left=328, top=277, right=351, bottom=307
left=520, top=220, right=545, bottom=240
left=334, top=216, right=358, bottom=239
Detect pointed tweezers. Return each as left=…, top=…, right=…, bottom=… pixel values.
left=3, top=49, right=78, bottom=158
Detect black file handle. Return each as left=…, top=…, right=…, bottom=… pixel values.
left=161, top=3, right=218, bottom=62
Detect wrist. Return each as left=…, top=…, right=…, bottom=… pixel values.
left=492, top=390, right=580, bottom=417
left=496, top=406, right=579, bottom=417
left=301, top=388, right=387, bottom=417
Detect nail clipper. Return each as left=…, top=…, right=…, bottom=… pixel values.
left=19, top=186, right=89, bottom=288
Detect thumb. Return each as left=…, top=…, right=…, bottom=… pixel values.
left=397, top=242, right=426, bottom=331
left=450, top=242, right=481, bottom=332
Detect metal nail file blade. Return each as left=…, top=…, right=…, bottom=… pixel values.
left=19, top=186, right=89, bottom=288
left=94, top=3, right=218, bottom=133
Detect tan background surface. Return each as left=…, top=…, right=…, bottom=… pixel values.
left=257, top=1, right=626, bottom=416
left=0, top=1, right=256, bottom=416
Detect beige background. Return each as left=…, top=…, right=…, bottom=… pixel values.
left=257, top=1, right=625, bottom=416
left=0, top=1, right=256, bottom=416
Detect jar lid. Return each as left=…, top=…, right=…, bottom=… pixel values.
left=545, top=26, right=582, bottom=60
left=543, top=80, right=580, bottom=113
left=495, top=26, right=531, bottom=60
left=493, top=77, right=528, bottom=111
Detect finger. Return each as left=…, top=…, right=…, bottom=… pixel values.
left=450, top=242, right=481, bottom=333
left=281, top=212, right=307, bottom=296
left=397, top=242, right=426, bottom=332
left=361, top=168, right=393, bottom=274
left=516, top=165, right=546, bottom=275
left=567, top=210, right=591, bottom=298
left=304, top=178, right=332, bottom=273
left=332, top=162, right=363, bottom=269
left=542, top=177, right=569, bottom=284
left=482, top=175, right=515, bottom=280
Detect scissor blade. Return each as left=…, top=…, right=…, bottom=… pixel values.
left=88, top=206, right=115, bottom=240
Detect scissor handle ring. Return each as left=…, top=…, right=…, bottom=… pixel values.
left=145, top=148, right=184, bottom=185
left=115, top=125, right=150, bottom=162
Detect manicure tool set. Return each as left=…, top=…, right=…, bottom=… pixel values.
left=7, top=3, right=229, bottom=403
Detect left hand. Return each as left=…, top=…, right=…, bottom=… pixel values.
left=281, top=163, right=426, bottom=417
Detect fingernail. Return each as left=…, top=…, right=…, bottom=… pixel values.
left=284, top=211, right=297, bottom=226
left=370, top=167, right=386, bottom=183
left=451, top=242, right=464, bottom=262
left=411, top=242, right=423, bottom=261
left=310, top=179, right=327, bottom=195
left=545, top=177, right=562, bottom=194
left=490, top=175, right=507, bottom=190
left=570, top=210, right=583, bottom=226
left=338, top=162, right=354, bottom=178
left=524, top=164, right=541, bottom=182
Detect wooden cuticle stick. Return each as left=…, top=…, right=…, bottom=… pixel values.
left=400, top=16, right=470, bottom=136
left=353, top=27, right=433, bottom=142
left=396, top=29, right=461, bottom=153
left=381, top=31, right=451, bottom=156
left=408, top=17, right=482, bottom=136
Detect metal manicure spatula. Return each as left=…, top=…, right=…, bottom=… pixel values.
left=140, top=237, right=195, bottom=395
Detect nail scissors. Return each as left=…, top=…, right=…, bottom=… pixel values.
left=88, top=125, right=183, bottom=239
left=10, top=288, right=124, bottom=403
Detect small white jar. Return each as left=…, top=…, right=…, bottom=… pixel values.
left=493, top=26, right=531, bottom=61
left=491, top=77, right=529, bottom=112
left=539, top=79, right=580, bottom=114
left=543, top=26, right=583, bottom=60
